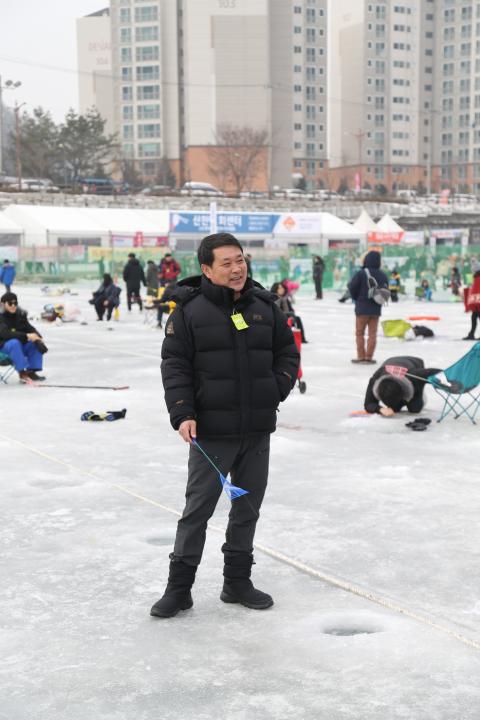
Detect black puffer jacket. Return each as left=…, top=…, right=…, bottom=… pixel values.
left=161, top=275, right=300, bottom=438
left=0, top=308, right=41, bottom=349
left=122, top=258, right=146, bottom=288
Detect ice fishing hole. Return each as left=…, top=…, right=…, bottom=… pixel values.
left=323, top=626, right=380, bottom=637
left=145, top=536, right=174, bottom=546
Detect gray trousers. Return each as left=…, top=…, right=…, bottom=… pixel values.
left=172, top=434, right=270, bottom=566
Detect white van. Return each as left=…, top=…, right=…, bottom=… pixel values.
left=180, top=181, right=224, bottom=197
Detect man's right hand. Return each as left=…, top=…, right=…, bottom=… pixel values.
left=178, top=419, right=197, bottom=444
left=379, top=406, right=395, bottom=417
left=27, top=333, right=41, bottom=342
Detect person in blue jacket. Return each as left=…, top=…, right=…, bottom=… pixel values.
left=0, top=259, right=16, bottom=292
left=348, top=250, right=389, bottom=365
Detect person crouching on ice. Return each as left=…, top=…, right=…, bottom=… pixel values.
left=364, top=356, right=441, bottom=416
left=0, top=292, right=47, bottom=382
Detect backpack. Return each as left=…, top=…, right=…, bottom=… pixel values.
left=365, top=269, right=391, bottom=305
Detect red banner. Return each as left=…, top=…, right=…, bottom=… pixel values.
left=367, top=231, right=404, bottom=245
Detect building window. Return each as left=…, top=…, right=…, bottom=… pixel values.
left=138, top=142, right=161, bottom=157
left=120, top=28, right=132, bottom=43
left=135, top=26, right=159, bottom=41
left=122, top=143, right=134, bottom=157
left=135, top=6, right=158, bottom=22
left=122, top=106, right=134, bottom=120
left=123, top=125, right=134, bottom=140
left=137, top=85, right=160, bottom=100
left=136, top=65, right=160, bottom=81
left=119, top=8, right=131, bottom=23
left=138, top=104, right=161, bottom=119
left=121, top=48, right=132, bottom=63
left=122, top=86, right=133, bottom=101
left=122, top=67, right=133, bottom=81
left=138, top=124, right=161, bottom=138
left=136, top=46, right=159, bottom=62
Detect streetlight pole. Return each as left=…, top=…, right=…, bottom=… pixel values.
left=15, top=101, right=26, bottom=190
left=0, top=78, right=21, bottom=177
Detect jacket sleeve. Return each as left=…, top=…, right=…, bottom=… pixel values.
left=161, top=308, right=196, bottom=430
left=122, top=265, right=128, bottom=282
left=348, top=271, right=362, bottom=300
left=364, top=375, right=381, bottom=413
left=271, top=304, right=300, bottom=401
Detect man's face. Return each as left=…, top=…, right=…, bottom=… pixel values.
left=202, top=246, right=247, bottom=293
left=3, top=299, right=18, bottom=314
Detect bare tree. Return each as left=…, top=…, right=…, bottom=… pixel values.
left=208, top=124, right=268, bottom=194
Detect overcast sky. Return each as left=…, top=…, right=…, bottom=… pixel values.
left=0, top=1, right=107, bottom=122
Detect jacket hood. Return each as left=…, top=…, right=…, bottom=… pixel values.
left=363, top=251, right=381, bottom=269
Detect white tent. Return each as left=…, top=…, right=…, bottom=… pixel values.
left=273, top=212, right=362, bottom=239
left=0, top=211, right=23, bottom=242
left=376, top=213, right=404, bottom=233
left=3, top=205, right=169, bottom=246
left=353, top=209, right=377, bottom=233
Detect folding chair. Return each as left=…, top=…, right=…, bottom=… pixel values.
left=0, top=351, right=15, bottom=384
left=427, top=342, right=480, bottom=424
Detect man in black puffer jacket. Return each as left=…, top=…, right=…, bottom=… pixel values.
left=150, top=233, right=299, bottom=619
left=122, top=253, right=146, bottom=311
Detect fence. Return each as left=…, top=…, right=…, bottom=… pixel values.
left=11, top=243, right=480, bottom=296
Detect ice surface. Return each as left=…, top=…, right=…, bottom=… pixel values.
left=1, top=284, right=480, bottom=719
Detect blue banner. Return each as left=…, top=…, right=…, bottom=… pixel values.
left=169, top=212, right=279, bottom=235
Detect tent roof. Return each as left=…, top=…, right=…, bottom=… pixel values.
left=352, top=209, right=377, bottom=232
left=0, top=211, right=22, bottom=234
left=273, top=212, right=362, bottom=237
left=376, top=213, right=404, bottom=232
left=3, top=205, right=169, bottom=236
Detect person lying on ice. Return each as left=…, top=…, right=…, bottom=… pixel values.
left=364, top=355, right=441, bottom=416
left=0, top=292, right=47, bottom=381
left=150, top=232, right=299, bottom=618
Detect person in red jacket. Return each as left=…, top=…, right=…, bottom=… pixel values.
left=463, top=264, right=480, bottom=340
left=159, top=253, right=181, bottom=286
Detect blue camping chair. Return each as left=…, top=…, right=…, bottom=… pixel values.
left=0, top=350, right=15, bottom=384
left=427, top=342, right=480, bottom=424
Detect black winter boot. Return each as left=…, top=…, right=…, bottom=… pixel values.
left=220, top=553, right=273, bottom=610
left=150, top=560, right=197, bottom=618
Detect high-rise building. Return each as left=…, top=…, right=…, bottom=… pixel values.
left=92, top=0, right=331, bottom=189
left=86, top=0, right=480, bottom=195
left=77, top=8, right=115, bottom=136
left=326, top=0, right=436, bottom=194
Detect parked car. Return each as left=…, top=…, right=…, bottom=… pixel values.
left=140, top=185, right=179, bottom=196
left=239, top=190, right=269, bottom=199
left=180, top=181, right=224, bottom=197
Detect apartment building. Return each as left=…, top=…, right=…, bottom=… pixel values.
left=326, top=0, right=436, bottom=194
left=77, top=8, right=115, bottom=136
left=83, top=0, right=330, bottom=189
left=432, top=0, right=480, bottom=194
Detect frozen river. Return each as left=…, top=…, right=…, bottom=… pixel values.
left=1, top=283, right=480, bottom=719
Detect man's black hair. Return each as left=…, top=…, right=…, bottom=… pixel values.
left=377, top=377, right=404, bottom=410
left=197, top=232, right=244, bottom=267
left=128, top=252, right=135, bottom=259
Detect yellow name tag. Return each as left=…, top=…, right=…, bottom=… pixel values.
left=231, top=312, right=249, bottom=330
